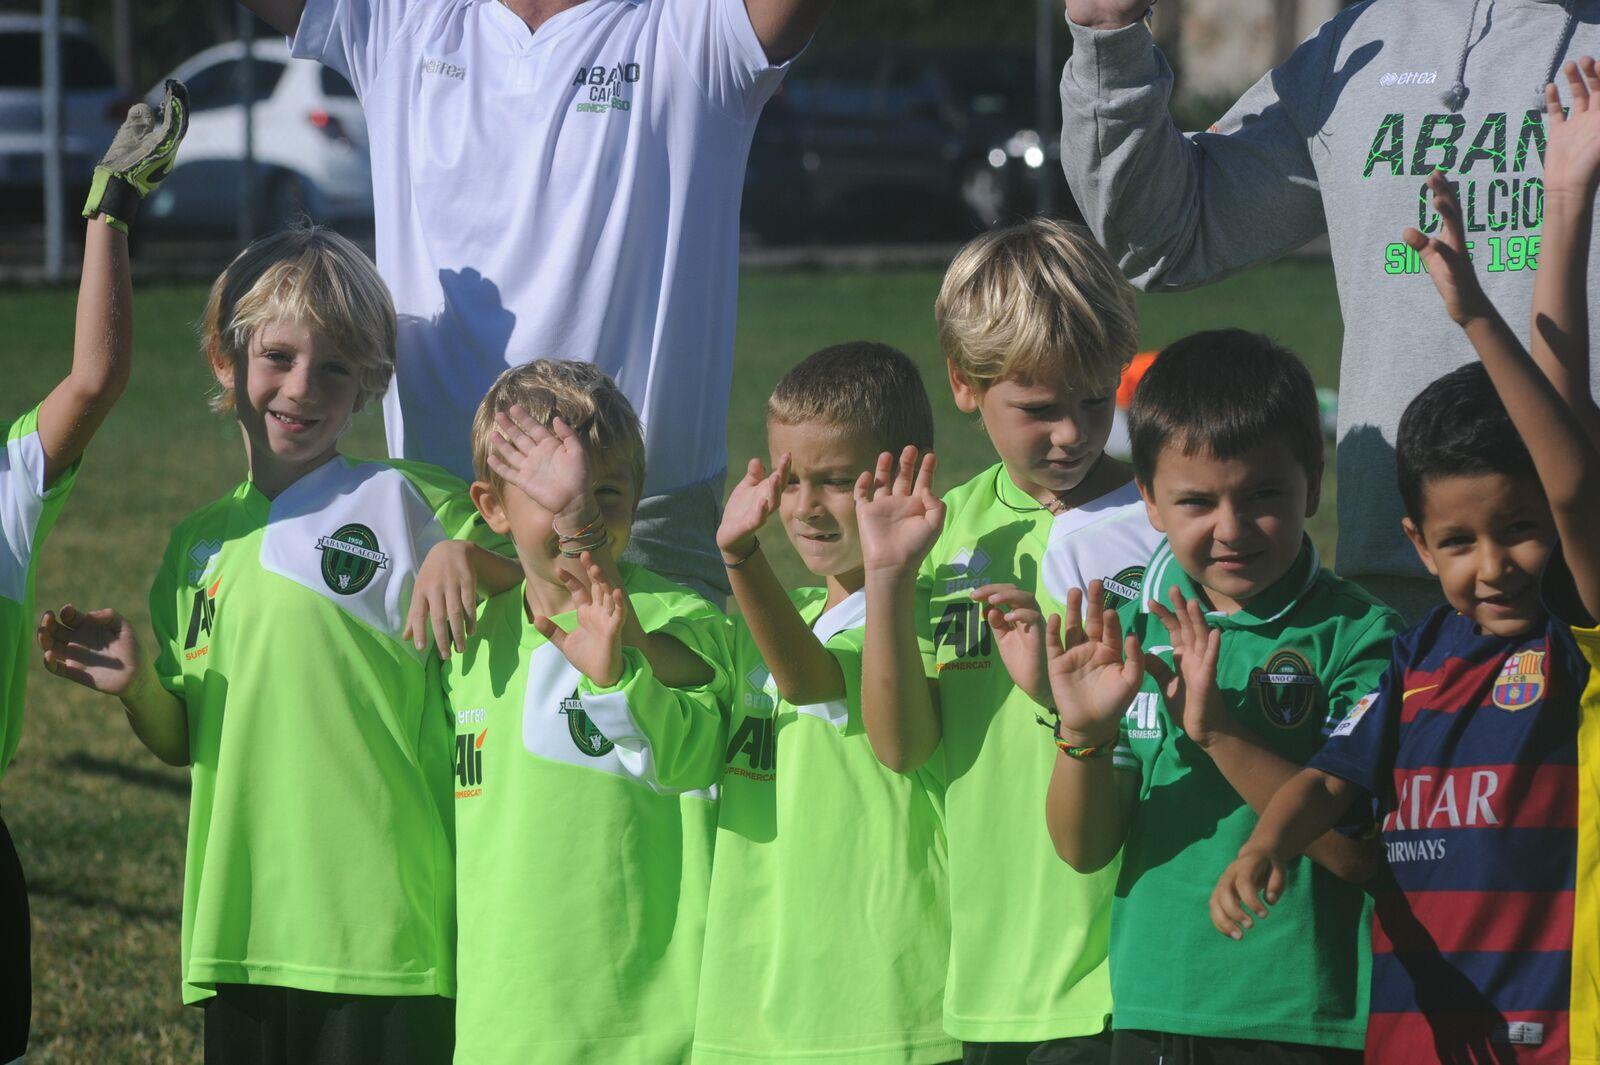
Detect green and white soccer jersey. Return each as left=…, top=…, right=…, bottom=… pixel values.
left=694, top=587, right=958, bottom=1065
left=918, top=464, right=1161, bottom=1042
left=149, top=456, right=485, bottom=1004
left=445, top=567, right=730, bottom=1065
left=0, top=405, right=78, bottom=781
left=1109, top=538, right=1400, bottom=1047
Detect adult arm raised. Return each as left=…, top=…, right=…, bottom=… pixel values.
left=1059, top=0, right=1339, bottom=290
left=746, top=0, right=831, bottom=65
left=241, top=0, right=305, bottom=38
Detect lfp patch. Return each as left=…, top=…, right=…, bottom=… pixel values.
left=1491, top=650, right=1546, bottom=711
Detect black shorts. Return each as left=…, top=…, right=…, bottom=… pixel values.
left=0, top=809, right=31, bottom=1063
left=1110, top=1029, right=1363, bottom=1065
left=203, top=984, right=454, bottom=1065
left=964, top=1030, right=1114, bottom=1065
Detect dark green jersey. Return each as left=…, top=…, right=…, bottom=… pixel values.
left=1111, top=538, right=1401, bottom=1047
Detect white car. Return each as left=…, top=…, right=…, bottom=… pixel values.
left=0, top=16, right=130, bottom=201
left=142, top=38, right=372, bottom=233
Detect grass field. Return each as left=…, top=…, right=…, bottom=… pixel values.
left=0, top=259, right=1342, bottom=1061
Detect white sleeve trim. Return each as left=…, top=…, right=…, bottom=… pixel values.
left=0, top=429, right=50, bottom=603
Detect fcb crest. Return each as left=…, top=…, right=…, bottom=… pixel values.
left=560, top=694, right=615, bottom=757
left=1491, top=650, right=1546, bottom=711
left=1250, top=649, right=1321, bottom=730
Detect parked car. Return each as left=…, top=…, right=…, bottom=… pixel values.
left=0, top=15, right=133, bottom=212
left=141, top=38, right=372, bottom=234
left=772, top=45, right=1076, bottom=238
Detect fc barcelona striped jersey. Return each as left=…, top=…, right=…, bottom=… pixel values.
left=1310, top=594, right=1596, bottom=1063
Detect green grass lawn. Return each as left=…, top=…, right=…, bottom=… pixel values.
left=0, top=259, right=1341, bottom=1061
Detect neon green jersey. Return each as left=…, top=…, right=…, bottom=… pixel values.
left=917, top=463, right=1160, bottom=1042
left=150, top=456, right=486, bottom=1004
left=0, top=405, right=79, bottom=781
left=444, top=567, right=731, bottom=1065
left=1109, top=538, right=1400, bottom=1047
left=693, top=587, right=958, bottom=1065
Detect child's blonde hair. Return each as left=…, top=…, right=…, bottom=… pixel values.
left=470, top=360, right=646, bottom=497
left=935, top=218, right=1138, bottom=394
left=200, top=226, right=396, bottom=415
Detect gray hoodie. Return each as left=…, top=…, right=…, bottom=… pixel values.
left=1060, top=0, right=1600, bottom=587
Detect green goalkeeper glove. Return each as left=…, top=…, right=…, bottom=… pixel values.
left=81, top=79, right=189, bottom=234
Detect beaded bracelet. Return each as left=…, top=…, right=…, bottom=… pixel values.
left=559, top=529, right=610, bottom=559
left=1035, top=712, right=1114, bottom=760
left=555, top=512, right=605, bottom=545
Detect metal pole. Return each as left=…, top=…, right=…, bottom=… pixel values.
left=42, top=0, right=65, bottom=281
left=237, top=5, right=257, bottom=243
left=1035, top=0, right=1056, bottom=216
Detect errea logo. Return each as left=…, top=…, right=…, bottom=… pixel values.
left=744, top=666, right=776, bottom=711
left=944, top=547, right=991, bottom=594
left=187, top=539, right=222, bottom=585
left=1378, top=70, right=1438, bottom=87
left=421, top=57, right=465, bottom=80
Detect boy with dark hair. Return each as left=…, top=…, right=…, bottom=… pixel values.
left=1210, top=60, right=1600, bottom=1064
left=693, top=340, right=959, bottom=1065
left=1042, top=329, right=1399, bottom=1064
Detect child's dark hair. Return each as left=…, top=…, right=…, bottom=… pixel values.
left=1396, top=363, right=1537, bottom=525
left=767, top=342, right=935, bottom=454
left=1129, top=329, right=1321, bottom=484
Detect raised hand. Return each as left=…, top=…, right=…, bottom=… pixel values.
left=533, top=553, right=626, bottom=687
left=1209, top=847, right=1286, bottom=941
left=855, top=446, right=945, bottom=577
left=718, top=454, right=789, bottom=559
left=37, top=604, right=144, bottom=696
left=974, top=583, right=1050, bottom=705
left=1064, top=0, right=1152, bottom=31
left=486, top=406, right=595, bottom=529
left=1044, top=583, right=1145, bottom=746
left=1145, top=589, right=1227, bottom=748
left=1401, top=171, right=1493, bottom=326
left=1544, top=57, right=1600, bottom=206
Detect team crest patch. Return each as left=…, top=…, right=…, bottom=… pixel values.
left=1101, top=566, right=1146, bottom=609
left=315, top=523, right=389, bottom=594
left=1492, top=650, right=1546, bottom=711
left=1250, top=649, right=1321, bottom=729
left=560, top=694, right=615, bottom=757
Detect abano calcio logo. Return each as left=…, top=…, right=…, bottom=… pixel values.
left=1249, top=649, right=1320, bottom=730
left=316, top=523, right=389, bottom=595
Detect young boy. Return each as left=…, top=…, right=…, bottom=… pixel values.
left=693, top=342, right=958, bottom=1065
left=1042, top=330, right=1400, bottom=1063
left=439, top=359, right=731, bottom=1065
left=1209, top=61, right=1600, bottom=1064
left=856, top=219, right=1158, bottom=1062
left=37, top=225, right=495, bottom=1064
left=1, top=81, right=186, bottom=1063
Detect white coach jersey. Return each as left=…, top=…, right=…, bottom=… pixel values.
left=1041, top=480, right=1163, bottom=614
left=293, top=0, right=791, bottom=491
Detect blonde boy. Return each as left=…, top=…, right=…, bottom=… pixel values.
left=440, top=360, right=730, bottom=1065
left=856, top=220, right=1160, bottom=1062
left=39, top=227, right=496, bottom=1064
